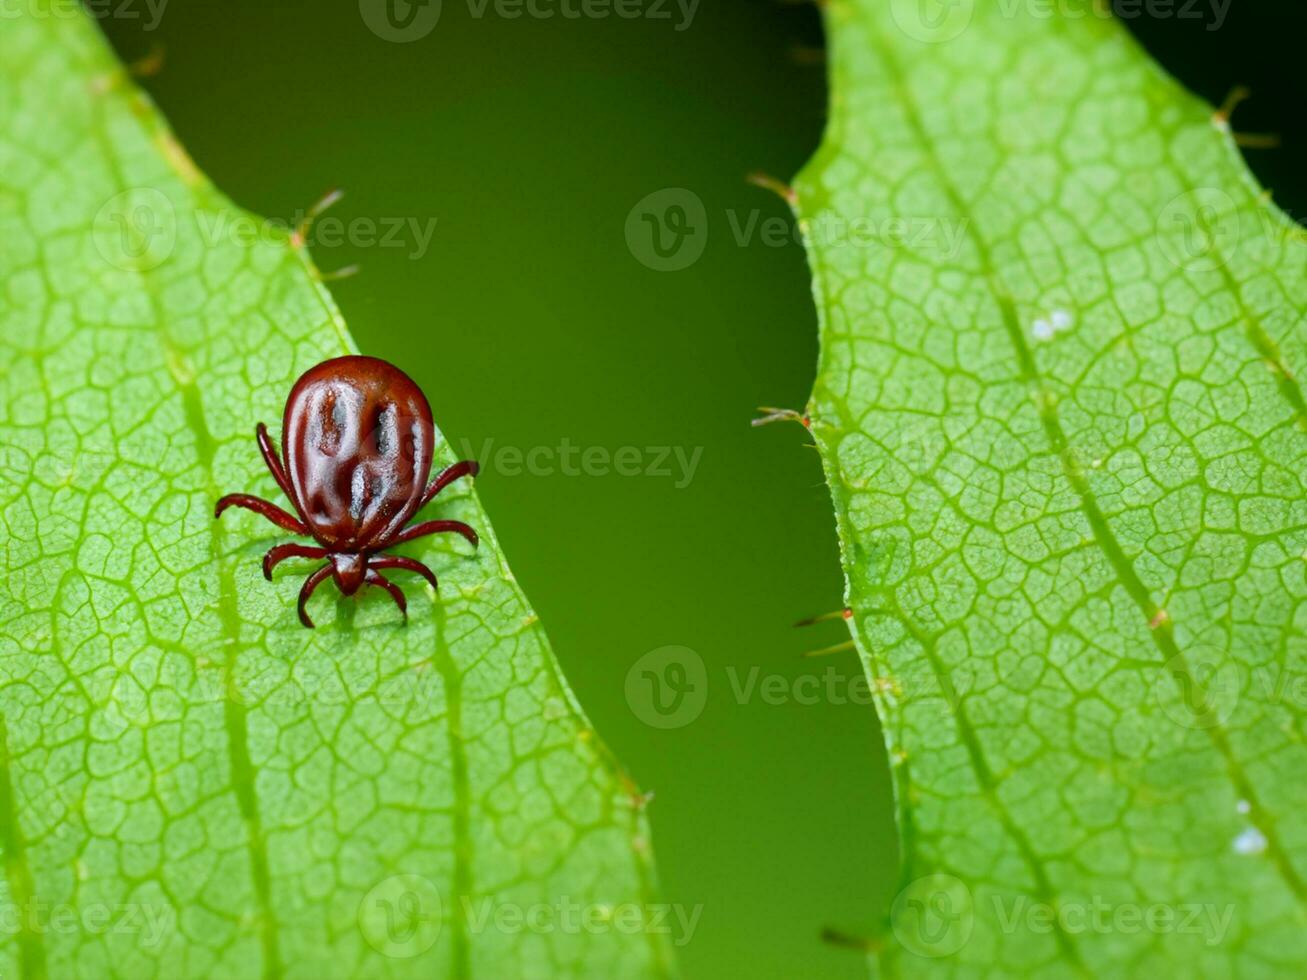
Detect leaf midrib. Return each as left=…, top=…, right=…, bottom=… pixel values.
left=181, top=364, right=285, bottom=980
left=0, top=714, right=46, bottom=980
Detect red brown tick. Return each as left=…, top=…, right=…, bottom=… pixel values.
left=215, top=355, right=479, bottom=628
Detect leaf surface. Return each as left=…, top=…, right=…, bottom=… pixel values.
left=796, top=2, right=1307, bottom=974
left=0, top=10, right=668, bottom=979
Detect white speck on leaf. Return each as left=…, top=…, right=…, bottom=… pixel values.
left=1233, top=827, right=1267, bottom=855
left=1236, top=799, right=1251, bottom=815
left=1033, top=310, right=1074, bottom=342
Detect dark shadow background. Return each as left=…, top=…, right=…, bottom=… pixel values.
left=100, top=1, right=1304, bottom=976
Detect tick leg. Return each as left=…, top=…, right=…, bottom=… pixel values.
left=216, top=494, right=309, bottom=535
left=385, top=519, right=478, bottom=549
left=256, top=423, right=299, bottom=506
left=365, top=569, right=408, bottom=624
left=263, top=543, right=328, bottom=581
left=297, top=563, right=333, bottom=629
left=370, top=555, right=439, bottom=591
left=418, top=460, right=479, bottom=509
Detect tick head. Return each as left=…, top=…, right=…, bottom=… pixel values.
left=329, top=552, right=367, bottom=596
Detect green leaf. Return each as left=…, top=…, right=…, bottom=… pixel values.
left=796, top=1, right=1307, bottom=974
left=0, top=10, right=670, bottom=979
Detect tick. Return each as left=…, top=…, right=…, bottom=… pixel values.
left=216, top=355, right=479, bottom=628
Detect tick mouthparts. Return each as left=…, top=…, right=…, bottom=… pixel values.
left=330, top=553, right=367, bottom=595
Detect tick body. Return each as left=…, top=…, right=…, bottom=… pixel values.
left=216, top=355, right=479, bottom=628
